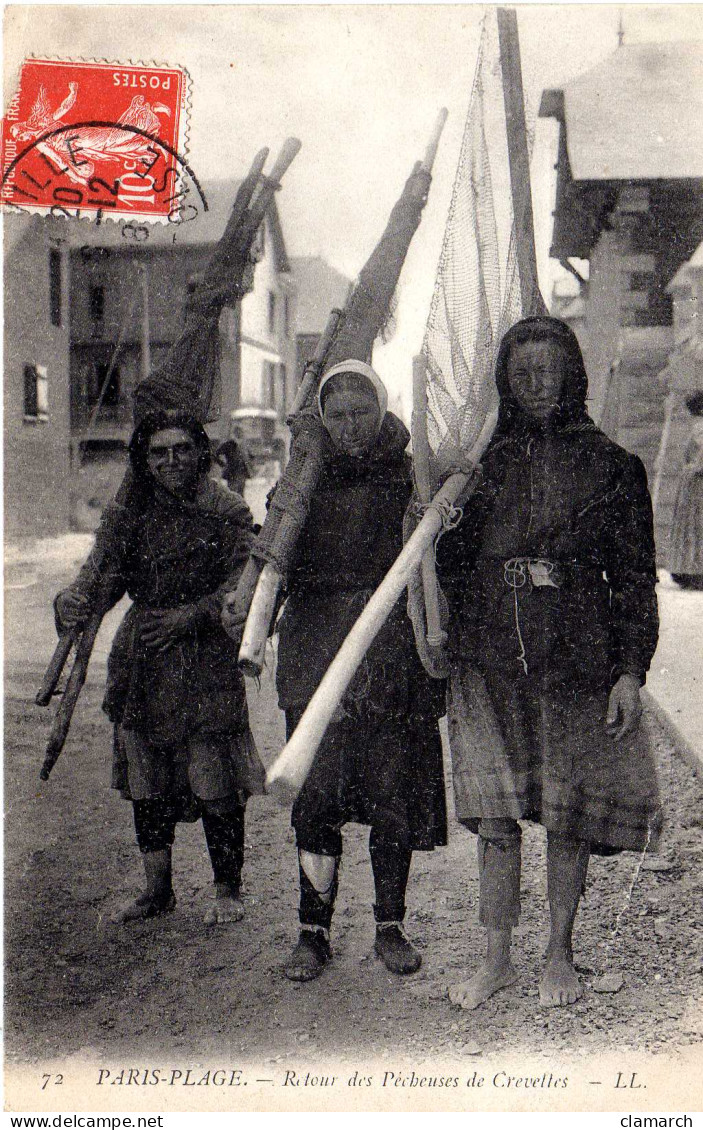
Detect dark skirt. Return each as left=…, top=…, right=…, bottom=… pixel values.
left=448, top=663, right=662, bottom=854
left=287, top=704, right=448, bottom=856
left=112, top=724, right=265, bottom=804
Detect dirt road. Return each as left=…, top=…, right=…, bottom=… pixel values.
left=4, top=546, right=703, bottom=1110
left=6, top=673, right=703, bottom=1062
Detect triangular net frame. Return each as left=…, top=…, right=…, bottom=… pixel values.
left=418, top=11, right=530, bottom=492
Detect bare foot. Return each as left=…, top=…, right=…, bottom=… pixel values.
left=448, top=961, right=518, bottom=1011
left=112, top=890, right=175, bottom=924
left=539, top=953, right=582, bottom=1006
left=204, top=894, right=245, bottom=926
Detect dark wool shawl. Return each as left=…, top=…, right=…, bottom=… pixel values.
left=436, top=316, right=659, bottom=688
left=65, top=479, right=254, bottom=744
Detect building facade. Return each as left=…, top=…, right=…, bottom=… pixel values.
left=540, top=41, right=703, bottom=558
left=4, top=214, right=72, bottom=538
left=4, top=180, right=297, bottom=535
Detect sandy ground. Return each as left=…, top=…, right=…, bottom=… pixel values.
left=4, top=535, right=703, bottom=1112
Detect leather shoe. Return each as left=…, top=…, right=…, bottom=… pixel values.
left=374, top=923, right=422, bottom=975
left=284, top=929, right=332, bottom=982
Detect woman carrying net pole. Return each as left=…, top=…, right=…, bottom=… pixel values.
left=55, top=411, right=264, bottom=924
left=436, top=316, right=662, bottom=1009
left=221, top=152, right=450, bottom=982
left=276, top=359, right=447, bottom=982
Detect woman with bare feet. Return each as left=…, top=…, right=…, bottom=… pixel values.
left=436, top=316, right=662, bottom=1010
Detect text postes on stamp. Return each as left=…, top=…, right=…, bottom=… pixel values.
left=1, top=58, right=197, bottom=223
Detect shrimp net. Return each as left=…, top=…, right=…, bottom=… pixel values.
left=408, top=9, right=546, bottom=678
left=418, top=11, right=527, bottom=491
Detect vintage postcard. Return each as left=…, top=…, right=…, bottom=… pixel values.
left=3, top=2, right=703, bottom=1120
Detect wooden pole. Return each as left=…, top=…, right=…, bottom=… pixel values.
left=39, top=611, right=104, bottom=780
left=422, top=108, right=449, bottom=174
left=266, top=471, right=473, bottom=803
left=290, top=308, right=344, bottom=417
left=497, top=7, right=547, bottom=317
left=35, top=632, right=76, bottom=707
left=412, top=353, right=447, bottom=650
left=240, top=139, right=302, bottom=241
left=238, top=562, right=282, bottom=676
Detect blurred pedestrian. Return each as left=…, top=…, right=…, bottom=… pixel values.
left=214, top=438, right=252, bottom=498
left=669, top=390, right=703, bottom=589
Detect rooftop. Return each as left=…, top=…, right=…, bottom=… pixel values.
left=290, top=256, right=353, bottom=334
left=4, top=178, right=291, bottom=270
left=668, top=241, right=703, bottom=290
left=540, top=41, right=703, bottom=181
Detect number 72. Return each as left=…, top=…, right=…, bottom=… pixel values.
left=41, top=1073, right=63, bottom=1090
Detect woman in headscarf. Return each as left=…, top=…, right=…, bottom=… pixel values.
left=55, top=410, right=264, bottom=924
left=436, top=316, right=661, bottom=1010
left=273, top=360, right=447, bottom=981
left=668, top=390, right=703, bottom=589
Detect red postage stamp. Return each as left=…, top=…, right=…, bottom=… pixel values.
left=1, top=58, right=193, bottom=221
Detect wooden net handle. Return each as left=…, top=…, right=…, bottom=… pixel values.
left=422, top=108, right=448, bottom=174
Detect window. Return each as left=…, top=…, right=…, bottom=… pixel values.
left=620, top=301, right=672, bottom=329
left=24, top=364, right=48, bottom=421
left=268, top=291, right=276, bottom=335
left=277, top=363, right=287, bottom=416
left=49, top=249, right=62, bottom=327
left=90, top=285, right=105, bottom=323
left=628, top=272, right=652, bottom=293
left=94, top=362, right=120, bottom=407
left=617, top=185, right=650, bottom=215
left=263, top=360, right=276, bottom=407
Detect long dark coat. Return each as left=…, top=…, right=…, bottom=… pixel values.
left=276, top=412, right=447, bottom=851
left=62, top=479, right=263, bottom=795
left=436, top=318, right=662, bottom=853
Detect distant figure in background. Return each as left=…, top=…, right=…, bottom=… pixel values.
left=215, top=438, right=252, bottom=498
left=669, top=391, right=703, bottom=590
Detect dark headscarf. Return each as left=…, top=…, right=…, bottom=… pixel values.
left=128, top=409, right=211, bottom=484
left=492, top=316, right=591, bottom=438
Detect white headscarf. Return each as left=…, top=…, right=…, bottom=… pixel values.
left=317, top=359, right=388, bottom=423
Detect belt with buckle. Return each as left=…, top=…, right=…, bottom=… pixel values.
left=503, top=557, right=563, bottom=591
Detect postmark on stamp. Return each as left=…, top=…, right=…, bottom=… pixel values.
left=1, top=58, right=202, bottom=223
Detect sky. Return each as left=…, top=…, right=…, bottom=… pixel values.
left=4, top=3, right=703, bottom=416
